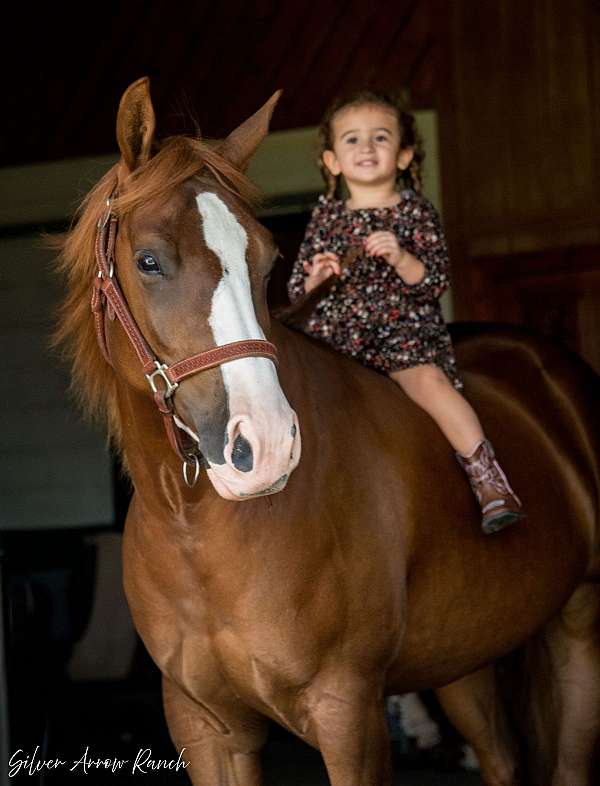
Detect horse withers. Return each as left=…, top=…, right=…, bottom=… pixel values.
left=54, top=77, right=600, bottom=786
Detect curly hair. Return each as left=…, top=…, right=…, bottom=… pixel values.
left=316, top=90, right=425, bottom=198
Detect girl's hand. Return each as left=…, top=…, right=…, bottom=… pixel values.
left=364, top=231, right=425, bottom=284
left=303, top=252, right=341, bottom=293
left=364, top=231, right=404, bottom=268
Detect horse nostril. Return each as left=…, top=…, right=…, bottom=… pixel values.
left=231, top=433, right=254, bottom=473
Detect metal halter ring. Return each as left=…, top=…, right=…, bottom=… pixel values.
left=146, top=362, right=179, bottom=398
left=182, top=455, right=201, bottom=487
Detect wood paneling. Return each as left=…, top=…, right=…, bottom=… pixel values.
left=435, top=0, right=600, bottom=371
left=1, top=0, right=435, bottom=167
left=0, top=234, right=115, bottom=530
left=438, top=0, right=599, bottom=256
left=465, top=246, right=600, bottom=373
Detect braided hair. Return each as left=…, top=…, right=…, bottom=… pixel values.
left=317, top=90, right=425, bottom=199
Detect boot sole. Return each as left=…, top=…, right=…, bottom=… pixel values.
left=482, top=511, right=526, bottom=535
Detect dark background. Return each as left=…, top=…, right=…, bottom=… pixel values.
left=1, top=1, right=599, bottom=783
left=3, top=0, right=599, bottom=358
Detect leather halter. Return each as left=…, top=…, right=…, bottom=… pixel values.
left=90, top=196, right=278, bottom=484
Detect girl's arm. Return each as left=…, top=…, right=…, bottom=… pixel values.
left=396, top=197, right=451, bottom=302
left=287, top=200, right=329, bottom=303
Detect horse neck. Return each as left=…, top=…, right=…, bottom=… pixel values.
left=115, top=320, right=367, bottom=531
left=269, top=319, right=352, bottom=433
left=115, top=380, right=213, bottom=520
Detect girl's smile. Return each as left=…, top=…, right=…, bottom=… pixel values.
left=323, top=104, right=412, bottom=190
left=321, top=103, right=415, bottom=209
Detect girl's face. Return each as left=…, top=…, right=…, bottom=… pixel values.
left=323, top=103, right=413, bottom=191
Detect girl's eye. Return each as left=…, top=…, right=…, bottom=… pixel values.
left=136, top=253, right=162, bottom=276
left=346, top=136, right=358, bottom=144
left=375, top=134, right=389, bottom=142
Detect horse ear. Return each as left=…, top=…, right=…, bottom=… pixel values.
left=116, top=77, right=156, bottom=174
left=220, top=90, right=282, bottom=171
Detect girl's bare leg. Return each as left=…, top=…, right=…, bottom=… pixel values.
left=389, top=364, right=483, bottom=455
left=390, top=364, right=523, bottom=533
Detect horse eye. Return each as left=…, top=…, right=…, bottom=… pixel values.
left=136, top=253, right=162, bottom=275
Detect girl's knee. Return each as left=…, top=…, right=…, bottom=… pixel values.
left=418, top=365, right=449, bottom=389
left=392, top=365, right=450, bottom=402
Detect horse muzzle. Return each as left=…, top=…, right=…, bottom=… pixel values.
left=205, top=408, right=301, bottom=500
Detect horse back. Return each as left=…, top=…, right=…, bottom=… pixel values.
left=452, top=321, right=600, bottom=565
left=145, top=322, right=600, bottom=697
left=385, top=324, right=600, bottom=690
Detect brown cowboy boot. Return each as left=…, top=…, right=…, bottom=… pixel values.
left=456, top=439, right=524, bottom=534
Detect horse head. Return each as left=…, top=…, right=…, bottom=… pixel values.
left=93, top=78, right=300, bottom=499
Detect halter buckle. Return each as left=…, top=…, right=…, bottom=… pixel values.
left=146, top=362, right=178, bottom=398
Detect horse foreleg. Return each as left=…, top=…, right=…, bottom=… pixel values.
left=436, top=667, right=518, bottom=786
left=162, top=676, right=268, bottom=786
left=544, top=582, right=600, bottom=786
left=307, top=679, right=392, bottom=786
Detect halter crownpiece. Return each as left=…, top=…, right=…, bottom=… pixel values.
left=91, top=193, right=279, bottom=485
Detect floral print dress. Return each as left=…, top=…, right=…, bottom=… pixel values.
left=287, top=190, right=462, bottom=389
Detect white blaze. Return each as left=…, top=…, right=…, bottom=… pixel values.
left=195, top=191, right=287, bottom=433
left=195, top=193, right=258, bottom=336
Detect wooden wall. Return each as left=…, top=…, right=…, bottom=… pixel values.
left=1, top=0, right=437, bottom=167
left=435, top=0, right=600, bottom=371
left=0, top=233, right=115, bottom=531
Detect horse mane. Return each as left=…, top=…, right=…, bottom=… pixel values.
left=52, top=135, right=260, bottom=455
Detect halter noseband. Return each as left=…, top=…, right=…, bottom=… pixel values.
left=90, top=196, right=278, bottom=486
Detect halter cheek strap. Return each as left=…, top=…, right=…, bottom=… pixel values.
left=91, top=196, right=279, bottom=485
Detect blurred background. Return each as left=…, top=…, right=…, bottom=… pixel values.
left=1, top=0, right=598, bottom=783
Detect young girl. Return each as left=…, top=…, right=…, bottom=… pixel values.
left=287, top=91, right=524, bottom=534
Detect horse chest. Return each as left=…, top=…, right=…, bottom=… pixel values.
left=129, top=560, right=321, bottom=717
left=209, top=625, right=326, bottom=732
left=126, top=510, right=400, bottom=730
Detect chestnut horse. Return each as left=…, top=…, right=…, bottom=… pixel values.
left=55, top=78, right=600, bottom=786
